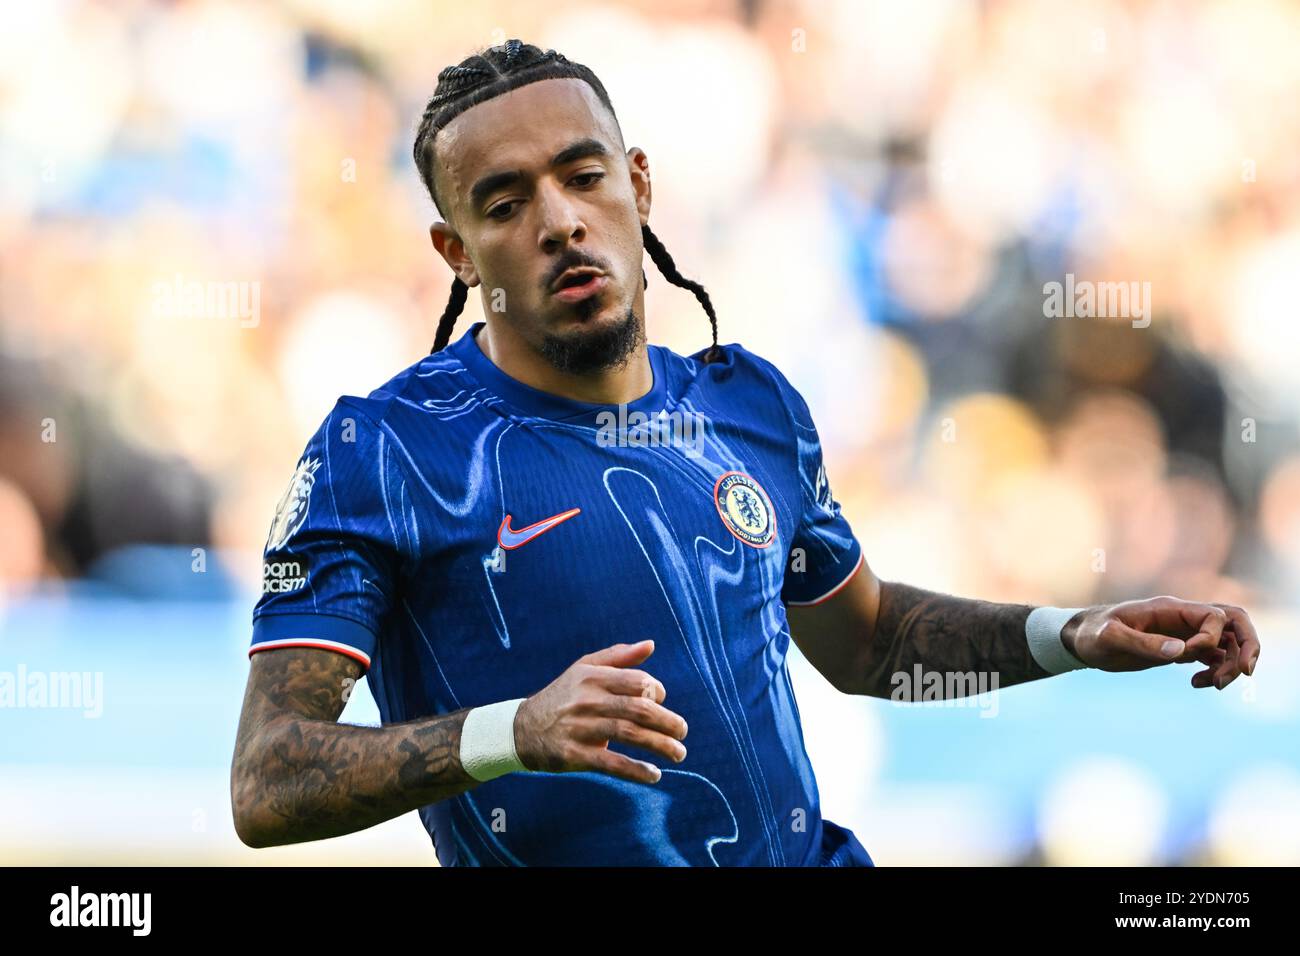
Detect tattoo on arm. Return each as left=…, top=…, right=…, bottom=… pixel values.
left=231, top=648, right=480, bottom=847
left=858, top=581, right=1052, bottom=698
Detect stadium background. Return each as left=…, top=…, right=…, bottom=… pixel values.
left=2, top=0, right=1298, bottom=865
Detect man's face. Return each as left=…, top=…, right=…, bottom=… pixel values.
left=429, top=78, right=651, bottom=372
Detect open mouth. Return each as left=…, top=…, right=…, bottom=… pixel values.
left=553, top=268, right=603, bottom=289
left=552, top=272, right=609, bottom=303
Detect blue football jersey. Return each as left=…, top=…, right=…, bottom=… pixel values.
left=250, top=320, right=872, bottom=867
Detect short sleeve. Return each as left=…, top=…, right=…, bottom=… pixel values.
left=769, top=368, right=864, bottom=607
left=250, top=401, right=404, bottom=672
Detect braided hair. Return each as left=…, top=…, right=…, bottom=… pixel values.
left=413, top=39, right=722, bottom=362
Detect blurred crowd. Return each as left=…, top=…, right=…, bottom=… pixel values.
left=2, top=0, right=1299, bottom=613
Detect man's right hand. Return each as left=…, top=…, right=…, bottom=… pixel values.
left=513, top=640, right=689, bottom=784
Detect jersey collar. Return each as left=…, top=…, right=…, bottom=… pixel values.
left=447, top=321, right=669, bottom=428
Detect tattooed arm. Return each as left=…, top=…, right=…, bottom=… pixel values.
left=787, top=565, right=1049, bottom=697
left=230, top=640, right=691, bottom=848
left=230, top=647, right=479, bottom=848
left=786, top=557, right=1259, bottom=698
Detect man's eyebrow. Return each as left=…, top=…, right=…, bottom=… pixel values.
left=468, top=138, right=612, bottom=211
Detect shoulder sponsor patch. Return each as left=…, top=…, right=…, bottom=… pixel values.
left=263, top=553, right=311, bottom=594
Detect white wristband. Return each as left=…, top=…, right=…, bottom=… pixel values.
left=459, top=698, right=529, bottom=782
left=1026, top=606, right=1090, bottom=674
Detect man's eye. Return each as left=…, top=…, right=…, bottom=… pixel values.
left=487, top=174, right=601, bottom=220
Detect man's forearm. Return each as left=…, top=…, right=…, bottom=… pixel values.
left=232, top=709, right=479, bottom=847
left=857, top=580, right=1055, bottom=698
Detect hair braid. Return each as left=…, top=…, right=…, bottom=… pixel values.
left=642, top=224, right=722, bottom=362
left=415, top=40, right=721, bottom=361
left=430, top=277, right=469, bottom=354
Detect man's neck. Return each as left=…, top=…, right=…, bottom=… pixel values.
left=475, top=320, right=652, bottom=406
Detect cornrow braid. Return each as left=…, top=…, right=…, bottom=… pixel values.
left=415, top=39, right=722, bottom=363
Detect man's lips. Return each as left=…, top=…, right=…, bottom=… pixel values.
left=551, top=274, right=609, bottom=303
left=551, top=267, right=604, bottom=292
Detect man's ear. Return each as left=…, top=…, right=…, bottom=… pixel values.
left=627, top=148, right=651, bottom=226
left=428, top=223, right=480, bottom=287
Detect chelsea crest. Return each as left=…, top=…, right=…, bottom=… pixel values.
left=714, top=471, right=776, bottom=548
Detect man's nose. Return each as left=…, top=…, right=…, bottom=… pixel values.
left=536, top=179, right=586, bottom=252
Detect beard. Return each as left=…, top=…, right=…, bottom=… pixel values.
left=539, top=301, right=645, bottom=375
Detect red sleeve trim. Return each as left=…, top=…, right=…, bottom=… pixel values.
left=248, top=638, right=371, bottom=670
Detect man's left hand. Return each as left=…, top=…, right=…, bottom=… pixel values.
left=1061, top=597, right=1261, bottom=688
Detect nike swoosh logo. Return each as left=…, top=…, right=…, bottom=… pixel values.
left=497, top=507, right=582, bottom=550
